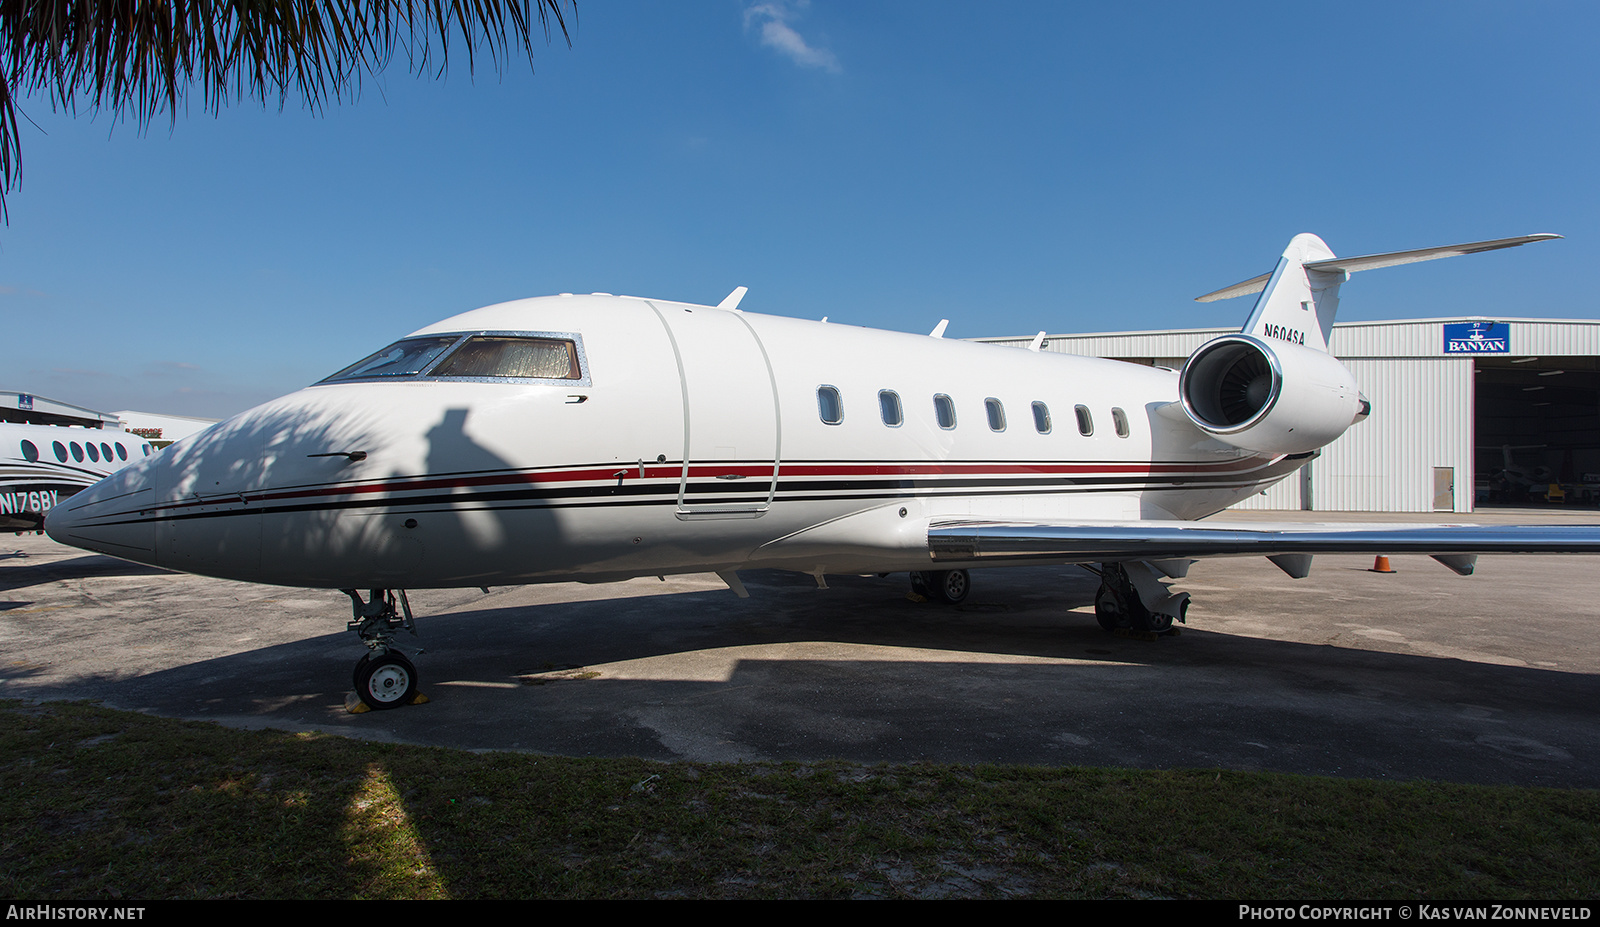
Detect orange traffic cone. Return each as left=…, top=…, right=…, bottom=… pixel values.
left=1369, top=555, right=1396, bottom=573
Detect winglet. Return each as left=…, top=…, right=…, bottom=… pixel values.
left=717, top=286, right=748, bottom=311
left=929, top=319, right=949, bottom=338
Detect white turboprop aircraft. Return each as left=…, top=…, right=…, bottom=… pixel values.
left=46, top=232, right=1600, bottom=709
left=3, top=421, right=154, bottom=532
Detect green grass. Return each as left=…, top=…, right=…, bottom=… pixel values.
left=2, top=700, right=1596, bottom=899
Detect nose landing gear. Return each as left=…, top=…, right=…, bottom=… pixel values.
left=354, top=650, right=418, bottom=709
left=344, top=589, right=425, bottom=711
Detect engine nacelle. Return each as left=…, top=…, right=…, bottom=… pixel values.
left=1178, top=334, right=1365, bottom=456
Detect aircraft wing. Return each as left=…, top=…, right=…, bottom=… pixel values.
left=928, top=518, right=1600, bottom=575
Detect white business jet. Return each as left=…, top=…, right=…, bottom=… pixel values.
left=46, top=232, right=1600, bottom=709
left=3, top=421, right=154, bottom=532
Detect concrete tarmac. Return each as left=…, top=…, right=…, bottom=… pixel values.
left=3, top=508, right=1598, bottom=787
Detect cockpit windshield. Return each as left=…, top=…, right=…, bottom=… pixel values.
left=319, top=332, right=588, bottom=384
left=322, top=337, right=462, bottom=382
left=430, top=337, right=580, bottom=380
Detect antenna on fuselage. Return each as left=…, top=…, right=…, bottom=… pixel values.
left=929, top=319, right=949, bottom=338
left=717, top=286, right=748, bottom=310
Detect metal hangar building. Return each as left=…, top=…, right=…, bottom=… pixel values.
left=976, top=317, right=1600, bottom=513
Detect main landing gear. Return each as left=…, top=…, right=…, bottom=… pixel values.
left=1088, top=561, right=1190, bottom=636
left=910, top=569, right=970, bottom=604
left=344, top=589, right=422, bottom=710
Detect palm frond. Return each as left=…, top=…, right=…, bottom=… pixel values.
left=0, top=0, right=574, bottom=221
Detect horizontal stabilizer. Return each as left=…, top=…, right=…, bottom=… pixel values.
left=1196, top=271, right=1273, bottom=304
left=1196, top=234, right=1561, bottom=303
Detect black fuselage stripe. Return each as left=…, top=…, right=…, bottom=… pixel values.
left=73, top=455, right=1310, bottom=526
left=75, top=475, right=1294, bottom=528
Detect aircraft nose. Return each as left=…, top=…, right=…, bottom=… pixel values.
left=46, top=459, right=160, bottom=563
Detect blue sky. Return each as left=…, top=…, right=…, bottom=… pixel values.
left=4, top=1, right=1597, bottom=418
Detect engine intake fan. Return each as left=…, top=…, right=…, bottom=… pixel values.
left=1178, top=334, right=1363, bottom=456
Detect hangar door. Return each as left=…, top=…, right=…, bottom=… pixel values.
left=1474, top=357, right=1600, bottom=505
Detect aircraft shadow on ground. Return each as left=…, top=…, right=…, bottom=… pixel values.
left=0, top=554, right=176, bottom=593
left=21, top=564, right=1597, bottom=786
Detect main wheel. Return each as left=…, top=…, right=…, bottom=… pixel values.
left=910, top=571, right=931, bottom=596
left=930, top=569, right=970, bottom=604
left=1132, top=607, right=1174, bottom=635
left=355, top=652, right=417, bottom=710
left=1093, top=583, right=1125, bottom=631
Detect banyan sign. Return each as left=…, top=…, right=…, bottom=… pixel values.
left=1444, top=321, right=1509, bottom=354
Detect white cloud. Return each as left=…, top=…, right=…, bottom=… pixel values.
left=744, top=1, right=841, bottom=73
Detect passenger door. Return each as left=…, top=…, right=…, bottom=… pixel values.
left=648, top=303, right=780, bottom=516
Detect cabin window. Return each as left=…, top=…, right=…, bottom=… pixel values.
left=86, top=443, right=99, bottom=463
left=53, top=441, right=67, bottom=463
left=1032, top=402, right=1051, bottom=434
left=934, top=394, right=956, bottom=430
left=70, top=442, right=84, bottom=462
left=323, top=336, right=461, bottom=381
left=985, top=398, right=1006, bottom=432
left=115, top=443, right=128, bottom=461
left=19, top=440, right=38, bottom=462
left=100, top=443, right=113, bottom=461
left=879, top=390, right=903, bottom=427
left=817, top=386, right=844, bottom=424
left=1112, top=407, right=1130, bottom=438
left=142, top=444, right=152, bottom=456
left=1075, top=405, right=1094, bottom=436
left=430, top=336, right=581, bottom=380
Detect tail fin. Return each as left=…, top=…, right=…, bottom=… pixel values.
left=1196, top=233, right=1561, bottom=354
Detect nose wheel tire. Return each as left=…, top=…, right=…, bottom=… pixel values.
left=355, top=652, right=417, bottom=710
